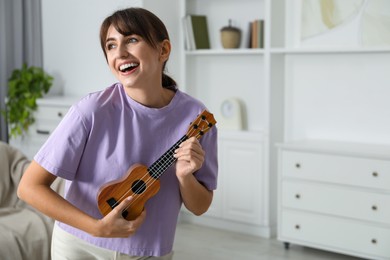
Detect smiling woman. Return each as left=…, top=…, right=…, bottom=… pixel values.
left=99, top=8, right=177, bottom=95
left=17, top=7, right=218, bottom=260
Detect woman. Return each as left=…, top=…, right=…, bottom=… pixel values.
left=18, top=7, right=218, bottom=259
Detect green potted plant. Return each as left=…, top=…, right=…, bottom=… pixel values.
left=2, top=63, right=53, bottom=138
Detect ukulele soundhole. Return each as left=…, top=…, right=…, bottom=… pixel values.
left=131, top=180, right=146, bottom=194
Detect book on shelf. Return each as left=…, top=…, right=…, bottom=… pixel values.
left=183, top=15, right=210, bottom=50
left=249, top=19, right=264, bottom=48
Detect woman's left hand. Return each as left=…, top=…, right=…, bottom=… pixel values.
left=173, top=137, right=212, bottom=215
left=174, top=137, right=205, bottom=179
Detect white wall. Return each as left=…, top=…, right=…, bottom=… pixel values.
left=41, top=0, right=181, bottom=97
left=285, top=53, right=390, bottom=145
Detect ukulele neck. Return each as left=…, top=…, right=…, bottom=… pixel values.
left=147, top=135, right=188, bottom=179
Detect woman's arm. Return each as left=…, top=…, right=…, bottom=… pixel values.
left=174, top=137, right=213, bottom=215
left=17, top=160, right=145, bottom=237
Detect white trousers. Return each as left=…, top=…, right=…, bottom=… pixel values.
left=51, top=225, right=174, bottom=260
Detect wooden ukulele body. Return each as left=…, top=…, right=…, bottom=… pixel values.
left=97, top=164, right=160, bottom=221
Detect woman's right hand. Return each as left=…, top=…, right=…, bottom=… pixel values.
left=18, top=161, right=146, bottom=239
left=94, top=196, right=146, bottom=238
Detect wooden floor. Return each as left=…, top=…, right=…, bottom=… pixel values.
left=173, top=223, right=364, bottom=260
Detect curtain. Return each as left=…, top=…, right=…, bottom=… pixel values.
left=0, top=0, right=42, bottom=142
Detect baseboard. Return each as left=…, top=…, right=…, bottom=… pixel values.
left=178, top=212, right=277, bottom=238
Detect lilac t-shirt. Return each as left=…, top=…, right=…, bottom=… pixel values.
left=34, top=83, right=218, bottom=256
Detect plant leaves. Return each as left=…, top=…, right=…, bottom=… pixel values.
left=1, top=63, right=53, bottom=138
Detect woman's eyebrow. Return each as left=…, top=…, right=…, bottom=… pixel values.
left=106, top=37, right=116, bottom=43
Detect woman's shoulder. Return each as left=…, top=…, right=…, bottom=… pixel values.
left=73, top=83, right=124, bottom=114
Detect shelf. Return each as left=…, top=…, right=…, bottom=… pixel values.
left=185, top=47, right=390, bottom=56
left=185, top=48, right=265, bottom=56
left=271, top=47, right=390, bottom=54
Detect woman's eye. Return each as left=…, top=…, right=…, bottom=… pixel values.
left=128, top=37, right=138, bottom=44
left=106, top=43, right=116, bottom=50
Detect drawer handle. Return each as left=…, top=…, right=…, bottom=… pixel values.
left=36, top=130, right=50, bottom=135
left=372, top=205, right=378, bottom=211
left=295, top=163, right=301, bottom=169
left=295, top=194, right=301, bottom=199
left=372, top=172, right=378, bottom=177
left=295, top=225, right=300, bottom=230
left=58, top=112, right=63, bottom=117
left=371, top=239, right=377, bottom=244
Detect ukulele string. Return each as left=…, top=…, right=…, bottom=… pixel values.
left=113, top=116, right=213, bottom=214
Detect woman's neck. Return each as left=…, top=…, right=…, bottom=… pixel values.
left=124, top=85, right=175, bottom=108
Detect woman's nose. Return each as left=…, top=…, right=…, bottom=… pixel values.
left=117, top=44, right=129, bottom=58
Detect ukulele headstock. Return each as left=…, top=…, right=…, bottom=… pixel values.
left=186, top=110, right=217, bottom=139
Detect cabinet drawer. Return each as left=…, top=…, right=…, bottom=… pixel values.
left=282, top=181, right=390, bottom=225
left=35, top=106, right=69, bottom=121
left=280, top=210, right=390, bottom=259
left=281, top=151, right=390, bottom=190
left=33, top=106, right=69, bottom=136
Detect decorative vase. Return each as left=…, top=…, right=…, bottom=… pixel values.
left=220, top=19, right=241, bottom=49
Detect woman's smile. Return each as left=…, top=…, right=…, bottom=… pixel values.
left=118, top=62, right=139, bottom=75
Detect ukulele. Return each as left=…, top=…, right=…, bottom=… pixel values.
left=97, top=110, right=216, bottom=221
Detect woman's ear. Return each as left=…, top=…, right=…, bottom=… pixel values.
left=159, top=39, right=171, bottom=62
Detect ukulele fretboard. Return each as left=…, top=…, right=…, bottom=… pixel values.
left=148, top=135, right=188, bottom=179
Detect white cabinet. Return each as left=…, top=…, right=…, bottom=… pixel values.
left=181, top=131, right=275, bottom=237
left=220, top=132, right=264, bottom=225
left=9, top=96, right=77, bottom=159
left=277, top=141, right=390, bottom=260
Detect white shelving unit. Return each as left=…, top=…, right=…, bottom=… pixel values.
left=178, top=0, right=285, bottom=238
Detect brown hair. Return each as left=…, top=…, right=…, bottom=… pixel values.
left=100, top=7, right=177, bottom=89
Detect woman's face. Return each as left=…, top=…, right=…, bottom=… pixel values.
left=104, top=25, right=167, bottom=89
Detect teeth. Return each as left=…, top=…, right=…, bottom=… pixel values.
left=119, top=63, right=138, bottom=71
